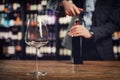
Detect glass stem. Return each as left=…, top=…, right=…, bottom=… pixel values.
left=36, top=47, right=39, bottom=73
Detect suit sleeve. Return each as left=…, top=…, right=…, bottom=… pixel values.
left=90, top=1, right=120, bottom=42
left=91, top=21, right=118, bottom=42
left=109, top=9, right=120, bottom=31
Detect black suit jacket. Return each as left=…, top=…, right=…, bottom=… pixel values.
left=73, top=0, right=118, bottom=60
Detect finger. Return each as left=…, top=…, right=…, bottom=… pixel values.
left=70, top=8, right=76, bottom=16
left=74, top=33, right=82, bottom=37
left=67, top=7, right=79, bottom=16
left=67, top=9, right=83, bottom=16
left=65, top=11, right=69, bottom=15
left=66, top=10, right=74, bottom=16
left=69, top=26, right=75, bottom=31
left=73, top=7, right=82, bottom=15
left=71, top=30, right=79, bottom=36
left=75, top=8, right=83, bottom=15
left=71, top=26, right=80, bottom=32
left=68, top=29, right=76, bottom=37
left=75, top=31, right=84, bottom=37
left=71, top=5, right=81, bottom=16
left=78, top=8, right=84, bottom=11
left=70, top=26, right=80, bottom=33
left=65, top=10, right=73, bottom=16
left=69, top=30, right=83, bottom=37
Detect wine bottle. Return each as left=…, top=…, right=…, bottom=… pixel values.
left=72, top=17, right=83, bottom=64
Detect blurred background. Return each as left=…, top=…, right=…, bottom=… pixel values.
left=0, top=0, right=120, bottom=60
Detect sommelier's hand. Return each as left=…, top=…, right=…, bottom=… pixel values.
left=60, top=0, right=83, bottom=16
left=68, top=25, right=92, bottom=38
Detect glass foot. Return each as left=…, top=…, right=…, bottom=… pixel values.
left=26, top=72, right=47, bottom=76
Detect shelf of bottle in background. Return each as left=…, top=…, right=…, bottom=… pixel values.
left=57, top=14, right=72, bottom=59
left=0, top=27, right=23, bottom=59
left=59, top=48, right=71, bottom=60
left=0, top=0, right=21, bottom=13
left=0, top=0, right=22, bottom=27
left=0, top=0, right=23, bottom=59
left=26, top=0, right=47, bottom=12
left=112, top=32, right=120, bottom=60
left=59, top=25, right=68, bottom=39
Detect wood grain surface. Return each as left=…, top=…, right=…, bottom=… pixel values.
left=0, top=60, right=120, bottom=80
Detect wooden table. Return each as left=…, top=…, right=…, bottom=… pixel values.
left=0, top=60, right=120, bottom=80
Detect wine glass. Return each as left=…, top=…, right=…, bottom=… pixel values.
left=25, top=17, right=48, bottom=77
